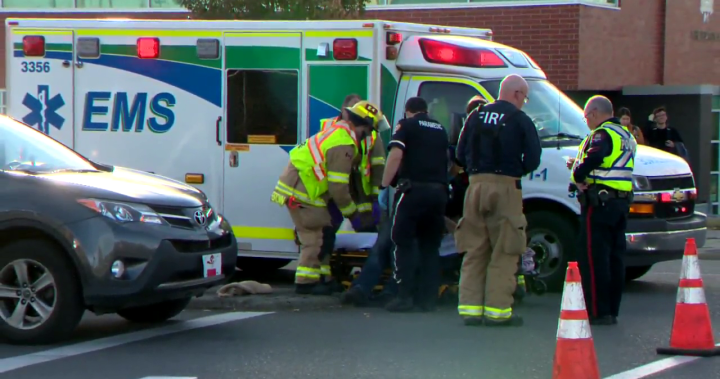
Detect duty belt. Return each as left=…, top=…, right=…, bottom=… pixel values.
left=598, top=189, right=631, bottom=199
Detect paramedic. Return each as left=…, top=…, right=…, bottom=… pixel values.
left=271, top=102, right=380, bottom=295
left=569, top=95, right=635, bottom=326
left=455, top=74, right=541, bottom=327
left=381, top=97, right=449, bottom=312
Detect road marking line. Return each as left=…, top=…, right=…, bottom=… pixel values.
left=604, top=343, right=720, bottom=379
left=0, top=311, right=270, bottom=375
left=139, top=377, right=198, bottom=379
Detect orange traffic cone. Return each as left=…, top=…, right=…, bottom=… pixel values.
left=552, top=262, right=600, bottom=379
left=657, top=238, right=720, bottom=357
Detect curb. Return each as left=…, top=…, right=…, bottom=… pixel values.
left=187, top=289, right=343, bottom=312
left=707, top=218, right=720, bottom=228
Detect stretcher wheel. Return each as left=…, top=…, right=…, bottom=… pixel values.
left=532, top=279, right=547, bottom=295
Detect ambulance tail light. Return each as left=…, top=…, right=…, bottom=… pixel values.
left=23, top=36, right=45, bottom=57
left=386, top=32, right=402, bottom=45
left=333, top=38, right=357, bottom=60
left=418, top=38, right=506, bottom=68
left=137, top=37, right=160, bottom=59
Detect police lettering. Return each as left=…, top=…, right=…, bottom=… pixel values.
left=418, top=120, right=443, bottom=130
left=82, top=91, right=176, bottom=133
left=478, top=111, right=506, bottom=125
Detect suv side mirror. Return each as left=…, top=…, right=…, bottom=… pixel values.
left=449, top=112, right=466, bottom=145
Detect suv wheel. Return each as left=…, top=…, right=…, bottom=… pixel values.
left=117, top=297, right=191, bottom=323
left=0, top=240, right=84, bottom=345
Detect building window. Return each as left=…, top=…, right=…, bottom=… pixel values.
left=75, top=0, right=149, bottom=7
left=150, top=0, right=182, bottom=7
left=711, top=110, right=720, bottom=215
left=226, top=70, right=299, bottom=145
left=3, top=0, right=74, bottom=7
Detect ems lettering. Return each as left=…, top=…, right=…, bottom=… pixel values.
left=478, top=111, right=505, bottom=125
left=82, top=91, right=176, bottom=133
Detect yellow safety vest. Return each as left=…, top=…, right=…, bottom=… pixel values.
left=320, top=117, right=380, bottom=198
left=571, top=121, right=636, bottom=192
left=288, top=123, right=358, bottom=202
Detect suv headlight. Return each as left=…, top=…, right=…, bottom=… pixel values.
left=78, top=199, right=165, bottom=225
left=632, top=175, right=651, bottom=191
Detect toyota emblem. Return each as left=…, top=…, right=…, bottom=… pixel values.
left=194, top=210, right=207, bottom=226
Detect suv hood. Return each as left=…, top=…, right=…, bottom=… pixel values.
left=561, top=144, right=692, bottom=177
left=39, top=166, right=205, bottom=207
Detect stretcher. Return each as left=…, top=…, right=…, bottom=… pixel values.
left=329, top=225, right=547, bottom=303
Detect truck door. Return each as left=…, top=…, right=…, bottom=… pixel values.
left=7, top=29, right=74, bottom=148
left=403, top=75, right=493, bottom=138
left=223, top=32, right=302, bottom=255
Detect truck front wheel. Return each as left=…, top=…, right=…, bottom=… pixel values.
left=625, top=265, right=653, bottom=282
left=526, top=211, right=577, bottom=291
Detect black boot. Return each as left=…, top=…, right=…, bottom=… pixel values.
left=295, top=283, right=315, bottom=295
left=385, top=296, right=414, bottom=312
left=310, top=282, right=332, bottom=296
left=463, top=317, right=484, bottom=326
left=484, top=315, right=524, bottom=327
left=295, top=283, right=332, bottom=296
left=340, top=286, right=369, bottom=306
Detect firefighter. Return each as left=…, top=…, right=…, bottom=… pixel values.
left=271, top=102, right=381, bottom=295
left=454, top=74, right=541, bottom=326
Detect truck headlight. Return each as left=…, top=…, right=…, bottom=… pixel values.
left=632, top=175, right=651, bottom=191
left=77, top=198, right=165, bottom=225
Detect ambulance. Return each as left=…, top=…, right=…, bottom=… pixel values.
left=5, top=18, right=706, bottom=289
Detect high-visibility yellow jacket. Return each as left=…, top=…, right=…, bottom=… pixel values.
left=571, top=121, right=636, bottom=192
left=271, top=121, right=359, bottom=216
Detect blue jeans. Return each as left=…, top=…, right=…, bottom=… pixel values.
left=352, top=219, right=398, bottom=297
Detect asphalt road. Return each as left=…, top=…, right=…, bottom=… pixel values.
left=0, top=259, right=719, bottom=379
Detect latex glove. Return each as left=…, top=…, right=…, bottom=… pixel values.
left=350, top=214, right=364, bottom=231
left=379, top=188, right=390, bottom=211
left=371, top=201, right=382, bottom=225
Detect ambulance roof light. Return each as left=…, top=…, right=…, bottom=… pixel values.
left=418, top=38, right=506, bottom=68
left=496, top=48, right=529, bottom=68
left=333, top=38, right=357, bottom=61
left=137, top=37, right=160, bottom=59
left=23, top=36, right=45, bottom=57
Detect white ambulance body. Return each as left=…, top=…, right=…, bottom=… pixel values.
left=5, top=18, right=706, bottom=287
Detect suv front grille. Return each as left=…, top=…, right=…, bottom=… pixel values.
left=648, top=175, right=695, bottom=191
left=169, top=233, right=233, bottom=253
left=150, top=205, right=214, bottom=229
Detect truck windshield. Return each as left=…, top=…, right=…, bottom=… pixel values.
left=479, top=79, right=590, bottom=143
left=0, top=116, right=97, bottom=173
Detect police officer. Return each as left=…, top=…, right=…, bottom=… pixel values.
left=380, top=97, right=449, bottom=312
left=568, top=95, right=636, bottom=326
left=455, top=74, right=541, bottom=327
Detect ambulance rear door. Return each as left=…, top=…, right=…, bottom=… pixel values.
left=7, top=27, right=75, bottom=148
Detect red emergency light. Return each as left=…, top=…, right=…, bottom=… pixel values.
left=23, top=36, right=45, bottom=57
left=137, top=37, right=160, bottom=59
left=418, top=38, right=506, bottom=68
left=386, top=32, right=402, bottom=45
left=333, top=38, right=357, bottom=60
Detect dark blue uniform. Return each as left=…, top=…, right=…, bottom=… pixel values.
left=456, top=100, right=541, bottom=177
left=572, top=117, right=631, bottom=325
left=387, top=113, right=449, bottom=309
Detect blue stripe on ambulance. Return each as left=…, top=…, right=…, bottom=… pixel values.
left=14, top=50, right=222, bottom=107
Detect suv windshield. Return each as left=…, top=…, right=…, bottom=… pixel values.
left=480, top=79, right=590, bottom=143
left=0, top=116, right=97, bottom=173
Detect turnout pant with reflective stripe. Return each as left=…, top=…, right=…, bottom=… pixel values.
left=288, top=204, right=333, bottom=285
left=456, top=174, right=527, bottom=321
left=577, top=198, right=629, bottom=318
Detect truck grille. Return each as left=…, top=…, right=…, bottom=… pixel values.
left=648, top=175, right=695, bottom=191
left=654, top=201, right=694, bottom=219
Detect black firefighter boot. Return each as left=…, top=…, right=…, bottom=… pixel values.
left=385, top=296, right=414, bottom=312
left=484, top=315, right=524, bottom=327
left=295, top=282, right=332, bottom=296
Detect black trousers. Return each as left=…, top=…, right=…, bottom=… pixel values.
left=390, top=182, right=448, bottom=305
left=577, top=198, right=629, bottom=318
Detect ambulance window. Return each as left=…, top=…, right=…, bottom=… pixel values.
left=77, top=38, right=100, bottom=59
left=418, top=82, right=482, bottom=133
left=225, top=70, right=299, bottom=145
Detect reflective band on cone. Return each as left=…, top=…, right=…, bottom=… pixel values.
left=657, top=238, right=720, bottom=357
left=552, top=262, right=600, bottom=379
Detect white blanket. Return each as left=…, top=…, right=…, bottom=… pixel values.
left=334, top=232, right=459, bottom=257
